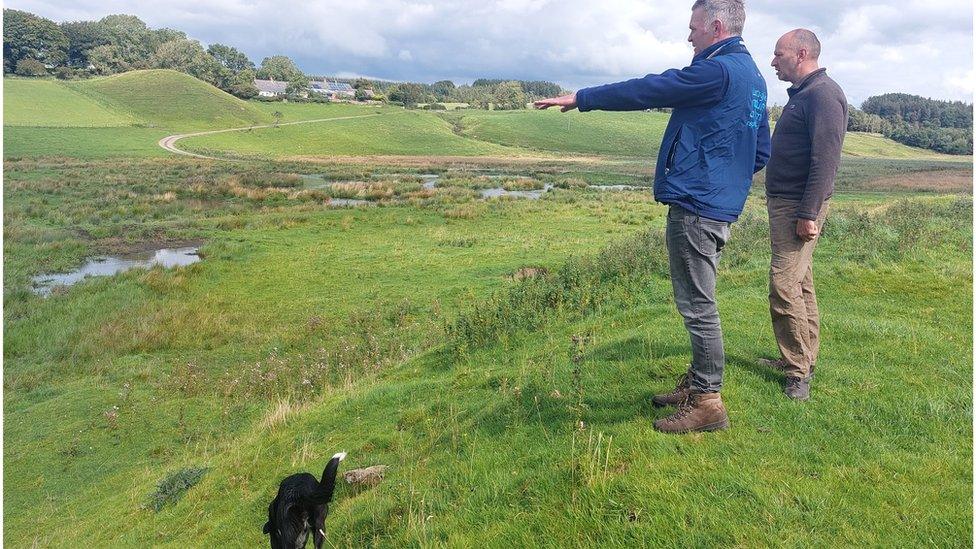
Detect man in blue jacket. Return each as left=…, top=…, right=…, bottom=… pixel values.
left=535, top=0, right=769, bottom=433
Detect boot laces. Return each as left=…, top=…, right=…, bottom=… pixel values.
left=665, top=373, right=690, bottom=398
left=669, top=393, right=697, bottom=421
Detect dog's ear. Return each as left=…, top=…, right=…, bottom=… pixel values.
left=263, top=521, right=271, bottom=534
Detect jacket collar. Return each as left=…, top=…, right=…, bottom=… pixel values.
left=787, top=68, right=827, bottom=97
left=694, top=36, right=745, bottom=62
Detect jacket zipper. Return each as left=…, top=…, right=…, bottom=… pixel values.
left=664, top=127, right=682, bottom=175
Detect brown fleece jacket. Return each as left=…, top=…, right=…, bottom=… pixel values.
left=765, top=68, right=848, bottom=220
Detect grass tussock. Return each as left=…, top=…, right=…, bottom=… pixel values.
left=443, top=205, right=480, bottom=220
left=238, top=172, right=303, bottom=188
left=500, top=177, right=545, bottom=191
left=261, top=398, right=313, bottom=431
left=146, top=467, right=209, bottom=512
left=449, top=229, right=669, bottom=356
left=554, top=177, right=589, bottom=189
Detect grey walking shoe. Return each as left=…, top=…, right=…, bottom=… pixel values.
left=784, top=376, right=811, bottom=400
left=760, top=357, right=816, bottom=379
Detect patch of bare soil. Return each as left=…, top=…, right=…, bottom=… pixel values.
left=96, top=237, right=206, bottom=256
left=508, top=266, right=549, bottom=281
left=862, top=169, right=973, bottom=193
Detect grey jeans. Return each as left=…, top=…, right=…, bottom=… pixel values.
left=666, top=205, right=730, bottom=393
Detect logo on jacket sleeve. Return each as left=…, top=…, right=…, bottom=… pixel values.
left=747, top=88, right=767, bottom=129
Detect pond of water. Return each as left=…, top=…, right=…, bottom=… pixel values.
left=31, top=247, right=201, bottom=296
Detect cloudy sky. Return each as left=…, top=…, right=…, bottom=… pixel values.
left=9, top=0, right=974, bottom=106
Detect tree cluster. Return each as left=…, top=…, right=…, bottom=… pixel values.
left=384, top=78, right=567, bottom=110
left=1, top=9, right=316, bottom=101
left=857, top=93, right=973, bottom=155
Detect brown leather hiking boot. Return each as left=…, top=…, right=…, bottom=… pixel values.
left=653, top=392, right=729, bottom=433
left=651, top=372, right=691, bottom=408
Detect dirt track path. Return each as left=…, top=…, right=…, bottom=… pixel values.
left=157, top=113, right=385, bottom=160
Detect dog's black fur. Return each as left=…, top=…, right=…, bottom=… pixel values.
left=263, top=452, right=346, bottom=549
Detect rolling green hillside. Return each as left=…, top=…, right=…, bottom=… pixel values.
left=456, top=109, right=965, bottom=161
left=3, top=70, right=271, bottom=133
left=180, top=106, right=969, bottom=162
left=71, top=70, right=271, bottom=131
left=181, top=109, right=529, bottom=158
left=4, top=72, right=969, bottom=162
left=3, top=78, right=139, bottom=127
left=842, top=131, right=967, bottom=159
left=457, top=109, right=670, bottom=158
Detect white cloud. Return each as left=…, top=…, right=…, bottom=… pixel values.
left=7, top=0, right=973, bottom=104
left=946, top=69, right=975, bottom=97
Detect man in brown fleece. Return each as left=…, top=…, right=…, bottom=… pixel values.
left=763, top=29, right=848, bottom=400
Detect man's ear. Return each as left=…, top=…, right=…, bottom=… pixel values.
left=796, top=48, right=808, bottom=64
left=263, top=521, right=271, bottom=534
left=712, top=19, right=723, bottom=37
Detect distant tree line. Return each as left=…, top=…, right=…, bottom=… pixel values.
left=383, top=79, right=567, bottom=110
left=850, top=93, right=972, bottom=155
left=2, top=9, right=264, bottom=98
left=2, top=7, right=566, bottom=111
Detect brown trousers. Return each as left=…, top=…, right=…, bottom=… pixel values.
left=767, top=197, right=829, bottom=379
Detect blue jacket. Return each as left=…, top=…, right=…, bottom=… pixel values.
left=576, top=37, right=770, bottom=222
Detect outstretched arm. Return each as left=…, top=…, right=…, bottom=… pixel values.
left=534, top=60, right=728, bottom=114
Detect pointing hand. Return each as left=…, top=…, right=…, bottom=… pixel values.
left=533, top=93, right=578, bottom=112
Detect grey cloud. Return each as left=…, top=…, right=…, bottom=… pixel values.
left=7, top=0, right=972, bottom=105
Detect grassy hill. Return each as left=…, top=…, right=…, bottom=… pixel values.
left=3, top=70, right=274, bottom=158
left=71, top=70, right=271, bottom=131
left=3, top=70, right=271, bottom=132
left=2, top=78, right=139, bottom=127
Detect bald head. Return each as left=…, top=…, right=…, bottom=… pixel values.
left=771, top=28, right=822, bottom=84
left=784, top=29, right=821, bottom=60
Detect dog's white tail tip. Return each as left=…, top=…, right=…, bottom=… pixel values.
left=332, top=451, right=347, bottom=461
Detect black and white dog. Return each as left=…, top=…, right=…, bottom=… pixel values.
left=263, top=452, right=346, bottom=549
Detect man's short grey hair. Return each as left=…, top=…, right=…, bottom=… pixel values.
left=692, top=0, right=746, bottom=36
left=789, top=29, right=821, bottom=59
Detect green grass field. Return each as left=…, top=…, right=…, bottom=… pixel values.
left=3, top=126, right=171, bottom=159
left=248, top=100, right=388, bottom=123
left=3, top=70, right=973, bottom=547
